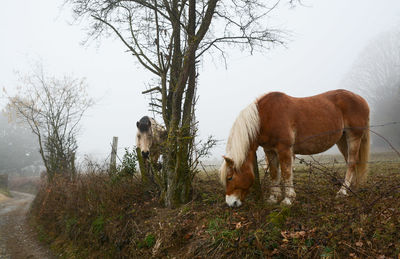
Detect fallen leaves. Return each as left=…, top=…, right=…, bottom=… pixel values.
left=281, top=230, right=306, bottom=239
left=235, top=222, right=242, bottom=229
left=184, top=233, right=193, bottom=240
left=355, top=241, right=363, bottom=247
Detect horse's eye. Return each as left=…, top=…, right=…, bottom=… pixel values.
left=227, top=176, right=233, bottom=181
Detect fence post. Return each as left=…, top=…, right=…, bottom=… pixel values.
left=110, top=136, right=118, bottom=173
left=70, top=152, right=76, bottom=181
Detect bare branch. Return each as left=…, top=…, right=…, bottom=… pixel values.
left=142, top=86, right=162, bottom=94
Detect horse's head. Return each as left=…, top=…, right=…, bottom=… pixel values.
left=136, top=116, right=153, bottom=159
left=220, top=156, right=254, bottom=207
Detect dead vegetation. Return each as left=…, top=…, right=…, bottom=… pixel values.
left=29, top=154, right=400, bottom=258
left=9, top=176, right=41, bottom=195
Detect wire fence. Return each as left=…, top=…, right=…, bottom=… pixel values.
left=45, top=121, right=400, bottom=257
left=92, top=121, right=399, bottom=167
left=60, top=120, right=400, bottom=180
left=199, top=120, right=400, bottom=171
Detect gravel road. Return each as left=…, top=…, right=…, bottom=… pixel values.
left=0, top=191, right=56, bottom=259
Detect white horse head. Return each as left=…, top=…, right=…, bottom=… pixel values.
left=136, top=116, right=153, bottom=159
left=136, top=116, right=166, bottom=162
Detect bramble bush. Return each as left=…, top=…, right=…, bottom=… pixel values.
left=29, top=154, right=400, bottom=258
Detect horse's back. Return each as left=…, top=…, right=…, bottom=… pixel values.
left=323, top=89, right=369, bottom=129
left=257, top=90, right=345, bottom=135
left=257, top=89, right=369, bottom=127
left=256, top=89, right=369, bottom=154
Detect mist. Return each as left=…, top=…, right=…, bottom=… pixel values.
left=0, top=113, right=42, bottom=176
left=341, top=28, right=400, bottom=150
left=1, top=0, right=400, bottom=162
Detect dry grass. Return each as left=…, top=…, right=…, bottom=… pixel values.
left=9, top=176, right=41, bottom=194
left=0, top=193, right=10, bottom=202
left=29, top=153, right=400, bottom=258
left=0, top=187, right=12, bottom=200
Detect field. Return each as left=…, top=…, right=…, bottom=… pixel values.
left=29, top=153, right=400, bottom=258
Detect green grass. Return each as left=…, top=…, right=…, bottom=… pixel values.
left=0, top=187, right=12, bottom=197
left=137, top=234, right=156, bottom=248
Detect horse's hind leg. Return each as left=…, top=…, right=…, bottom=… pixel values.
left=265, top=150, right=281, bottom=204
left=336, top=133, right=348, bottom=163
left=337, top=132, right=362, bottom=197
left=278, top=148, right=296, bottom=206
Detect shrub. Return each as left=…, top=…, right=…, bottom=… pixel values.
left=29, top=172, right=153, bottom=258
left=117, top=148, right=138, bottom=176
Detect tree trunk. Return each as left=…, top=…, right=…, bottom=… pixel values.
left=136, top=147, right=149, bottom=184
left=163, top=0, right=198, bottom=208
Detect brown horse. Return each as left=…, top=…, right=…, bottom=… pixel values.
left=220, top=89, right=370, bottom=207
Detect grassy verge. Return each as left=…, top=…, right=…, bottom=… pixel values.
left=29, top=156, right=400, bottom=258
left=0, top=187, right=12, bottom=198
left=9, top=176, right=41, bottom=195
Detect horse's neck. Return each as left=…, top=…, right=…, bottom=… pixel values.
left=150, top=118, right=166, bottom=144
left=239, top=143, right=258, bottom=175
left=150, top=118, right=163, bottom=129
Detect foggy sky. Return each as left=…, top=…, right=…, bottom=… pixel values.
left=1, top=0, right=400, bottom=161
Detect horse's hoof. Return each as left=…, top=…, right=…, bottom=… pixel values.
left=281, top=197, right=293, bottom=206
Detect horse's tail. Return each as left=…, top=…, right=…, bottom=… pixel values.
left=354, top=126, right=370, bottom=186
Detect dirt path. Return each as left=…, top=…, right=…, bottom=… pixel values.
left=0, top=191, right=56, bottom=259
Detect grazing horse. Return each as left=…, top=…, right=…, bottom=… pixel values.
left=136, top=116, right=166, bottom=164
left=220, top=89, right=370, bottom=207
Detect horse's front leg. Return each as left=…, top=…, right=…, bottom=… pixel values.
left=265, top=150, right=281, bottom=204
left=278, top=148, right=296, bottom=206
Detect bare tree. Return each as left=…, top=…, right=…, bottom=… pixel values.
left=66, top=0, right=293, bottom=207
left=6, top=65, right=94, bottom=181
left=342, top=28, right=400, bottom=147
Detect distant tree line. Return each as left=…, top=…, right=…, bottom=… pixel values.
left=342, top=28, right=400, bottom=149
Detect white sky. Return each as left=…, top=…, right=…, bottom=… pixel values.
left=1, top=0, right=400, bottom=161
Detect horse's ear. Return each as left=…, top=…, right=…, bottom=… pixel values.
left=222, top=155, right=234, bottom=167
left=136, top=121, right=140, bottom=128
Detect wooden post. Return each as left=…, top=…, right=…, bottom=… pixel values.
left=110, top=136, right=118, bottom=173
left=253, top=152, right=263, bottom=202
left=71, top=152, right=76, bottom=181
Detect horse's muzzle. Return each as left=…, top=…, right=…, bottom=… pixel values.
left=142, top=151, right=150, bottom=159
left=226, top=195, right=242, bottom=207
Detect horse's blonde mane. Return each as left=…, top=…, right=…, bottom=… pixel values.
left=149, top=117, right=166, bottom=141
left=220, top=101, right=260, bottom=185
